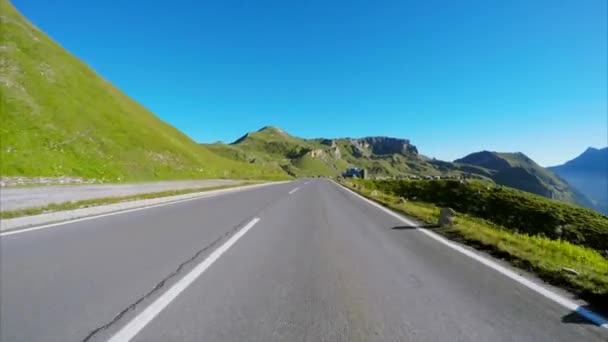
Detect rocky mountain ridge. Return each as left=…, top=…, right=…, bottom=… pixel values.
left=205, top=126, right=595, bottom=210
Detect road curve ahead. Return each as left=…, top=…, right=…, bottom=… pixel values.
left=1, top=179, right=606, bottom=341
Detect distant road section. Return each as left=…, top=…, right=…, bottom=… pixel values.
left=0, top=179, right=240, bottom=211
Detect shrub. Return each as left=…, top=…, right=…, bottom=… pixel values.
left=356, top=179, right=608, bottom=251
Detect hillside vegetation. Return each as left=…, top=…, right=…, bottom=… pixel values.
left=0, top=0, right=286, bottom=182
left=358, top=179, right=608, bottom=251
left=206, top=127, right=349, bottom=177
left=455, top=151, right=592, bottom=208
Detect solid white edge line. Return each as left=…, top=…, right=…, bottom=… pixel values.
left=288, top=187, right=300, bottom=194
left=0, top=182, right=286, bottom=237
left=107, top=217, right=261, bottom=342
left=333, top=180, right=608, bottom=329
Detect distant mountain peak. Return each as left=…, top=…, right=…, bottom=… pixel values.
left=454, top=151, right=511, bottom=170
left=553, top=146, right=608, bottom=170
left=549, top=146, right=608, bottom=214
left=257, top=125, right=283, bottom=132
left=231, top=125, right=292, bottom=144
left=585, top=147, right=600, bottom=153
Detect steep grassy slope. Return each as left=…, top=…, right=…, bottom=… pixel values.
left=549, top=147, right=608, bottom=214
left=0, top=0, right=285, bottom=181
left=455, top=151, right=592, bottom=208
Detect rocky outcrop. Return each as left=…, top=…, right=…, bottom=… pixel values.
left=332, top=146, right=341, bottom=159
left=350, top=137, right=418, bottom=156
left=309, top=149, right=326, bottom=158
left=438, top=207, right=456, bottom=227
left=320, top=139, right=336, bottom=147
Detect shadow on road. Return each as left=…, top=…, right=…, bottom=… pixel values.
left=392, top=224, right=439, bottom=230
left=561, top=306, right=606, bottom=326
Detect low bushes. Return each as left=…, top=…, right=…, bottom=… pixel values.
left=356, top=179, right=608, bottom=251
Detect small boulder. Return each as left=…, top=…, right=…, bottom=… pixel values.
left=438, top=208, right=456, bottom=227
left=371, top=190, right=379, bottom=196
left=561, top=267, right=579, bottom=276
left=554, top=225, right=563, bottom=237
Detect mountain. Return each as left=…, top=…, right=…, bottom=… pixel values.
left=206, top=126, right=466, bottom=178
left=204, top=126, right=593, bottom=207
left=206, top=127, right=480, bottom=180
left=207, top=127, right=348, bottom=177
left=0, top=0, right=285, bottom=182
left=208, top=130, right=593, bottom=209
left=549, top=147, right=608, bottom=213
left=454, top=151, right=593, bottom=208
left=205, top=126, right=593, bottom=207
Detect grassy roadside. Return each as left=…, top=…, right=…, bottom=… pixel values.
left=0, top=182, right=262, bottom=219
left=339, top=180, right=608, bottom=304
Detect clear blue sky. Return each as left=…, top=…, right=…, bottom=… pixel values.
left=12, top=0, right=607, bottom=166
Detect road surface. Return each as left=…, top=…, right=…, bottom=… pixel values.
left=1, top=179, right=605, bottom=341
left=0, top=179, right=240, bottom=211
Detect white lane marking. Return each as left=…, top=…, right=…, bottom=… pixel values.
left=1, top=183, right=286, bottom=237
left=289, top=187, right=300, bottom=194
left=108, top=217, right=261, bottom=342
left=334, top=181, right=608, bottom=329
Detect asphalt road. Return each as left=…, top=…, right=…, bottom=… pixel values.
left=0, top=179, right=240, bottom=211
left=1, top=179, right=606, bottom=341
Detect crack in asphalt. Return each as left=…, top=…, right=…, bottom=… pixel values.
left=81, top=233, right=225, bottom=342
left=81, top=190, right=290, bottom=342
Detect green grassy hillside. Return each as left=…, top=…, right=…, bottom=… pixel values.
left=359, top=179, right=608, bottom=252
left=206, top=127, right=343, bottom=177
left=455, top=151, right=592, bottom=208
left=0, top=0, right=286, bottom=182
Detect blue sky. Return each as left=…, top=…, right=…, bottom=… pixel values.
left=13, top=0, right=607, bottom=166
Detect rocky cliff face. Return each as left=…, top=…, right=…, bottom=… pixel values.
left=326, top=137, right=418, bottom=156
left=319, top=136, right=418, bottom=157
left=355, top=137, right=418, bottom=156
